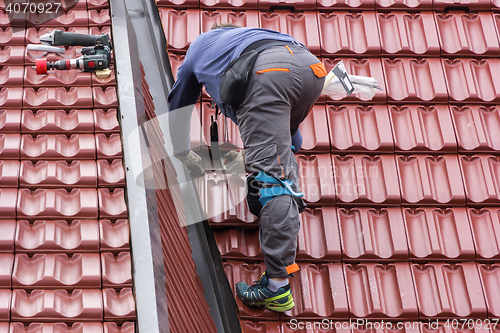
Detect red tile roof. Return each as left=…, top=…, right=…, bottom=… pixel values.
left=156, top=0, right=500, bottom=328
left=0, top=1, right=137, bottom=332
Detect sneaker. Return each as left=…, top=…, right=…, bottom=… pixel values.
left=235, top=272, right=295, bottom=312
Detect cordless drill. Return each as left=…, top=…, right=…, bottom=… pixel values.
left=34, top=30, right=112, bottom=75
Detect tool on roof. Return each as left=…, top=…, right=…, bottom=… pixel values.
left=322, top=60, right=383, bottom=100
left=29, top=30, right=112, bottom=78
left=329, top=61, right=354, bottom=95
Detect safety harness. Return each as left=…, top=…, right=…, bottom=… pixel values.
left=254, top=171, right=304, bottom=207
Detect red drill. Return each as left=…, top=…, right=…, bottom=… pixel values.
left=36, top=53, right=109, bottom=75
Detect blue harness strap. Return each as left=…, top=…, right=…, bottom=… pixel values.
left=254, top=171, right=304, bottom=207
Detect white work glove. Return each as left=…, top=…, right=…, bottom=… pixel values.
left=175, top=150, right=205, bottom=177
left=223, top=149, right=246, bottom=175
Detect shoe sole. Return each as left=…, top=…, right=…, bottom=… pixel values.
left=240, top=291, right=295, bottom=313
left=263, top=295, right=295, bottom=312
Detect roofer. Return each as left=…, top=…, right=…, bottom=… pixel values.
left=168, top=23, right=326, bottom=313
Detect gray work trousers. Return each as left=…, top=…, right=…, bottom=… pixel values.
left=235, top=45, right=325, bottom=278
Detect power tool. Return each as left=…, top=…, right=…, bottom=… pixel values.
left=27, top=30, right=112, bottom=76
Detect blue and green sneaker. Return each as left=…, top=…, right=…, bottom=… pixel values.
left=235, top=272, right=295, bottom=312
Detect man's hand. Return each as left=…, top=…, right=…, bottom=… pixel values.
left=175, top=150, right=205, bottom=177
left=223, top=149, right=246, bottom=175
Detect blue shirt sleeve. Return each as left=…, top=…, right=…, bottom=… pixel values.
left=291, top=129, right=303, bottom=154
left=168, top=53, right=203, bottom=155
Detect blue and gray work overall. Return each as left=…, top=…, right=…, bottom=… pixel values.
left=167, top=27, right=325, bottom=278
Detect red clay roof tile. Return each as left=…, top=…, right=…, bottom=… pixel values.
left=241, top=320, right=281, bottom=333
left=200, top=0, right=258, bottom=10
left=344, top=262, right=418, bottom=319
left=297, top=207, right=341, bottom=262
left=12, top=253, right=102, bottom=289
left=23, top=87, right=93, bottom=109
left=88, top=9, right=110, bottom=26
left=20, top=134, right=96, bottom=160
left=319, top=12, right=381, bottom=57
left=17, top=189, right=98, bottom=219
left=21, top=110, right=94, bottom=134
left=97, top=188, right=127, bottom=219
left=443, top=58, right=500, bottom=103
left=0, top=290, right=10, bottom=321
left=299, top=105, right=331, bottom=154
left=0, top=88, right=23, bottom=108
left=198, top=172, right=258, bottom=226
left=338, top=207, right=408, bottom=261
left=334, top=154, right=400, bottom=206
left=0, top=66, right=24, bottom=86
left=477, top=263, right=500, bottom=318
left=318, top=0, right=375, bottom=10
left=0, top=160, right=20, bottom=187
left=159, top=9, right=200, bottom=53
left=258, top=0, right=316, bottom=10
left=378, top=12, right=440, bottom=56
left=468, top=208, right=500, bottom=261
left=0, top=188, right=18, bottom=218
left=101, top=252, right=133, bottom=289
left=436, top=12, right=500, bottom=57
left=411, top=262, right=487, bottom=319
left=10, top=322, right=104, bottom=333
left=95, top=134, right=122, bottom=160
left=259, top=11, right=321, bottom=55
left=389, top=105, right=457, bottom=153
left=102, top=288, right=136, bottom=323
left=451, top=105, right=500, bottom=153
left=11, top=289, right=103, bottom=322
left=433, top=0, right=490, bottom=11
left=157, top=0, right=199, bottom=9
left=19, top=160, right=98, bottom=188
left=97, top=160, right=125, bottom=188
left=0, top=220, right=15, bottom=252
left=103, top=322, right=135, bottom=333
left=215, top=227, right=262, bottom=260
left=15, top=220, right=100, bottom=254
left=0, top=46, right=24, bottom=66
left=375, top=0, right=432, bottom=10
left=0, top=27, right=25, bottom=46
left=0, top=254, right=13, bottom=287
left=297, top=154, right=336, bottom=205
left=459, top=155, right=500, bottom=206
left=397, top=155, right=465, bottom=206
left=403, top=207, right=475, bottom=261
left=88, top=0, right=112, bottom=10
left=201, top=11, right=260, bottom=31
left=328, top=105, right=394, bottom=153
left=93, top=109, right=120, bottom=134
left=99, top=220, right=130, bottom=253
left=101, top=252, right=132, bottom=288
left=0, top=109, right=21, bottom=133
left=0, top=134, right=21, bottom=158
left=383, top=58, right=448, bottom=103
